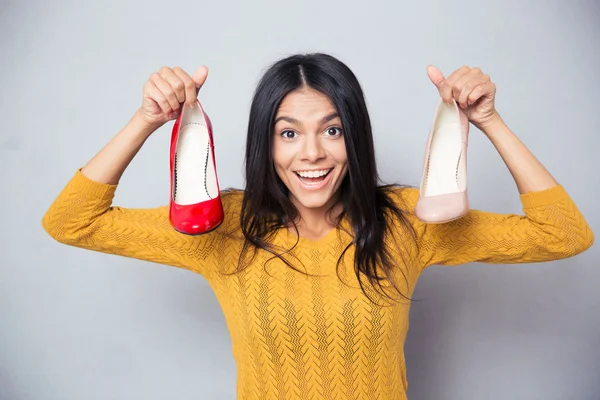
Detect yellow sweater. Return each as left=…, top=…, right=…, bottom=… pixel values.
left=42, top=169, right=594, bottom=399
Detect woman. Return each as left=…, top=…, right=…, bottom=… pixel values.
left=42, top=53, right=594, bottom=399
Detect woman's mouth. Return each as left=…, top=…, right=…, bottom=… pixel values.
left=293, top=168, right=333, bottom=190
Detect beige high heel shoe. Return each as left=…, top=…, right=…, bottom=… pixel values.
left=415, top=98, right=470, bottom=223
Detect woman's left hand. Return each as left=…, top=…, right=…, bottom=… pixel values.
left=426, top=65, right=499, bottom=130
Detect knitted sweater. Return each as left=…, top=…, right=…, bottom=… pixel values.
left=42, top=169, right=594, bottom=400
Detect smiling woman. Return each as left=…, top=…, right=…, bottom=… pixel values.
left=238, top=53, right=413, bottom=301
left=42, top=52, right=594, bottom=400
left=272, top=89, right=348, bottom=237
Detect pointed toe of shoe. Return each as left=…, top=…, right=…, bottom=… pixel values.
left=170, top=197, right=224, bottom=235
left=414, top=192, right=468, bottom=224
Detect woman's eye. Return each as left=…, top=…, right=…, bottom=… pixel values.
left=325, top=127, right=342, bottom=136
left=281, top=130, right=297, bottom=139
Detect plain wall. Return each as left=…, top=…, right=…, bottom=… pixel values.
left=1, top=0, right=599, bottom=399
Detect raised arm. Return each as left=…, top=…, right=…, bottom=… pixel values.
left=41, top=66, right=232, bottom=278
left=404, top=65, right=594, bottom=269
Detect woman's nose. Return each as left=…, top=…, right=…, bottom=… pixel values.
left=300, top=135, right=326, bottom=162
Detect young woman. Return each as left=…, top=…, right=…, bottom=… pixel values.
left=42, top=53, right=594, bottom=399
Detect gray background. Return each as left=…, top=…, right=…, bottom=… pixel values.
left=1, top=0, right=599, bottom=399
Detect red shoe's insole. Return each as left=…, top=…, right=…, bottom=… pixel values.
left=174, top=123, right=219, bottom=205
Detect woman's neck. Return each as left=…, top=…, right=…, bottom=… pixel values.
left=288, top=196, right=344, bottom=241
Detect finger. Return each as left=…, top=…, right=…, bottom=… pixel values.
left=426, top=65, right=445, bottom=90
left=192, top=66, right=209, bottom=93
left=144, top=80, right=173, bottom=115
left=150, top=72, right=181, bottom=113
left=466, top=81, right=496, bottom=107
left=158, top=66, right=186, bottom=104
left=452, top=68, right=485, bottom=106
left=439, top=66, right=470, bottom=104
left=456, top=74, right=490, bottom=108
left=172, top=67, right=198, bottom=108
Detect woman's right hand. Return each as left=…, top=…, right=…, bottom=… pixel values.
left=137, top=66, right=209, bottom=127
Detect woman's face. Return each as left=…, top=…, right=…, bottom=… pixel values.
left=272, top=88, right=348, bottom=213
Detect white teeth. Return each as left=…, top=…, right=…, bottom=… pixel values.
left=296, top=169, right=331, bottom=178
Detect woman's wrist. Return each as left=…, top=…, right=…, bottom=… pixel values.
left=476, top=110, right=505, bottom=138
left=131, top=109, right=163, bottom=139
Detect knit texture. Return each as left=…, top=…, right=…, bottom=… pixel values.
left=42, top=169, right=594, bottom=399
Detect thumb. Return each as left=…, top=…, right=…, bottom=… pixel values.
left=192, top=66, right=209, bottom=94
left=426, top=65, right=445, bottom=89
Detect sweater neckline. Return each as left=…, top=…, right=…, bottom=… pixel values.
left=276, top=217, right=354, bottom=249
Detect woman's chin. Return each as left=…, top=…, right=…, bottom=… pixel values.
left=289, top=186, right=339, bottom=211
left=293, top=195, right=332, bottom=210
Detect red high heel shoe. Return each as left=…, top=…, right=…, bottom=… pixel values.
left=169, top=99, right=224, bottom=235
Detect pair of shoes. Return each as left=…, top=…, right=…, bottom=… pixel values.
left=415, top=98, right=470, bottom=224
left=168, top=96, right=467, bottom=230
left=169, top=99, right=223, bottom=235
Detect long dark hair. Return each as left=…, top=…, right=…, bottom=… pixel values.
left=233, top=53, right=418, bottom=304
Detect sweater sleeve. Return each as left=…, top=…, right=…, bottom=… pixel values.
left=41, top=169, right=237, bottom=278
left=397, top=184, right=594, bottom=270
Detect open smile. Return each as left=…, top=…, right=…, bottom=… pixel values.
left=293, top=168, right=334, bottom=190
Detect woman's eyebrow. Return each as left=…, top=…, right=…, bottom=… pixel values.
left=321, top=112, right=339, bottom=123
left=274, top=112, right=339, bottom=125
left=274, top=116, right=299, bottom=125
